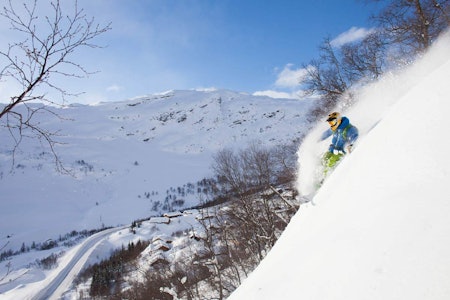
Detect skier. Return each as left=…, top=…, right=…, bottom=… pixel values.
left=321, top=112, right=358, bottom=177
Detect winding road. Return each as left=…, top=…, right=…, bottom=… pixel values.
left=32, top=227, right=122, bottom=300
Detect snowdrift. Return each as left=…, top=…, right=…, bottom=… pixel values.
left=229, top=32, right=450, bottom=300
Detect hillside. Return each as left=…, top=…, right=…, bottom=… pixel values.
left=228, top=32, right=450, bottom=300
left=0, top=89, right=313, bottom=253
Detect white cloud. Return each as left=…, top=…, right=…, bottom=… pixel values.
left=253, top=90, right=296, bottom=99
left=106, top=85, right=123, bottom=92
left=257, top=64, right=316, bottom=100
left=253, top=89, right=311, bottom=100
left=193, top=87, right=218, bottom=92
left=331, top=27, right=376, bottom=48
left=274, top=64, right=310, bottom=88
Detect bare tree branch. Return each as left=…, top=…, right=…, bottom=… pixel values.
left=369, top=0, right=450, bottom=55
left=0, top=0, right=111, bottom=172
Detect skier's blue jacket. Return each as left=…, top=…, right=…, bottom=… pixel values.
left=321, top=116, right=359, bottom=154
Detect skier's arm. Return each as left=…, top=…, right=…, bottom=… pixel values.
left=347, top=126, right=359, bottom=144
left=320, top=129, right=333, bottom=141
left=345, top=126, right=359, bottom=153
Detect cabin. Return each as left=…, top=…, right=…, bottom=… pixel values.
left=149, top=216, right=170, bottom=224
left=148, top=253, right=169, bottom=268
left=163, top=211, right=183, bottom=218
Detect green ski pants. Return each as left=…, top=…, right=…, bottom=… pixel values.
left=322, top=151, right=344, bottom=177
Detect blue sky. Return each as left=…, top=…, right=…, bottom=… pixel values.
left=1, top=0, right=379, bottom=104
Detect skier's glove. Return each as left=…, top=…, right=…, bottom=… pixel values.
left=328, top=144, right=335, bottom=153
left=333, top=149, right=345, bottom=155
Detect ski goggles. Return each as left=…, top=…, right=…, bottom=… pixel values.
left=327, top=118, right=338, bottom=127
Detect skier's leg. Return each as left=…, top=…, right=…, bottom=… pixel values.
left=321, top=152, right=343, bottom=178
left=328, top=152, right=343, bottom=169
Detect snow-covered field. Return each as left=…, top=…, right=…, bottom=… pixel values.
left=229, top=31, right=450, bottom=300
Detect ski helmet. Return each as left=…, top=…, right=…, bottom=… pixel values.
left=326, top=112, right=341, bottom=131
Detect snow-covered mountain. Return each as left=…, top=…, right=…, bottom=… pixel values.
left=228, top=31, right=450, bottom=300
left=0, top=89, right=313, bottom=253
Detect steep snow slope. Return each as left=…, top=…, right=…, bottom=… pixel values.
left=229, top=32, right=450, bottom=300
left=0, top=89, right=313, bottom=253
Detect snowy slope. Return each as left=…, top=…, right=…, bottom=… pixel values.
left=0, top=89, right=313, bottom=253
left=228, top=32, right=450, bottom=300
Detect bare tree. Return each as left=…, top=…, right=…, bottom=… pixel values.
left=212, top=148, right=246, bottom=196
left=240, top=141, right=273, bottom=192
left=340, top=32, right=387, bottom=82
left=302, top=38, right=350, bottom=115
left=197, top=207, right=226, bottom=299
left=0, top=0, right=110, bottom=170
left=212, top=141, right=282, bottom=196
left=211, top=142, right=294, bottom=262
left=272, top=142, right=299, bottom=185
left=302, top=31, right=389, bottom=117
left=369, top=0, right=450, bottom=55
left=301, top=1, right=450, bottom=117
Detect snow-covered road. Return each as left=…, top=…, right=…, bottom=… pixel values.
left=32, top=227, right=122, bottom=300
